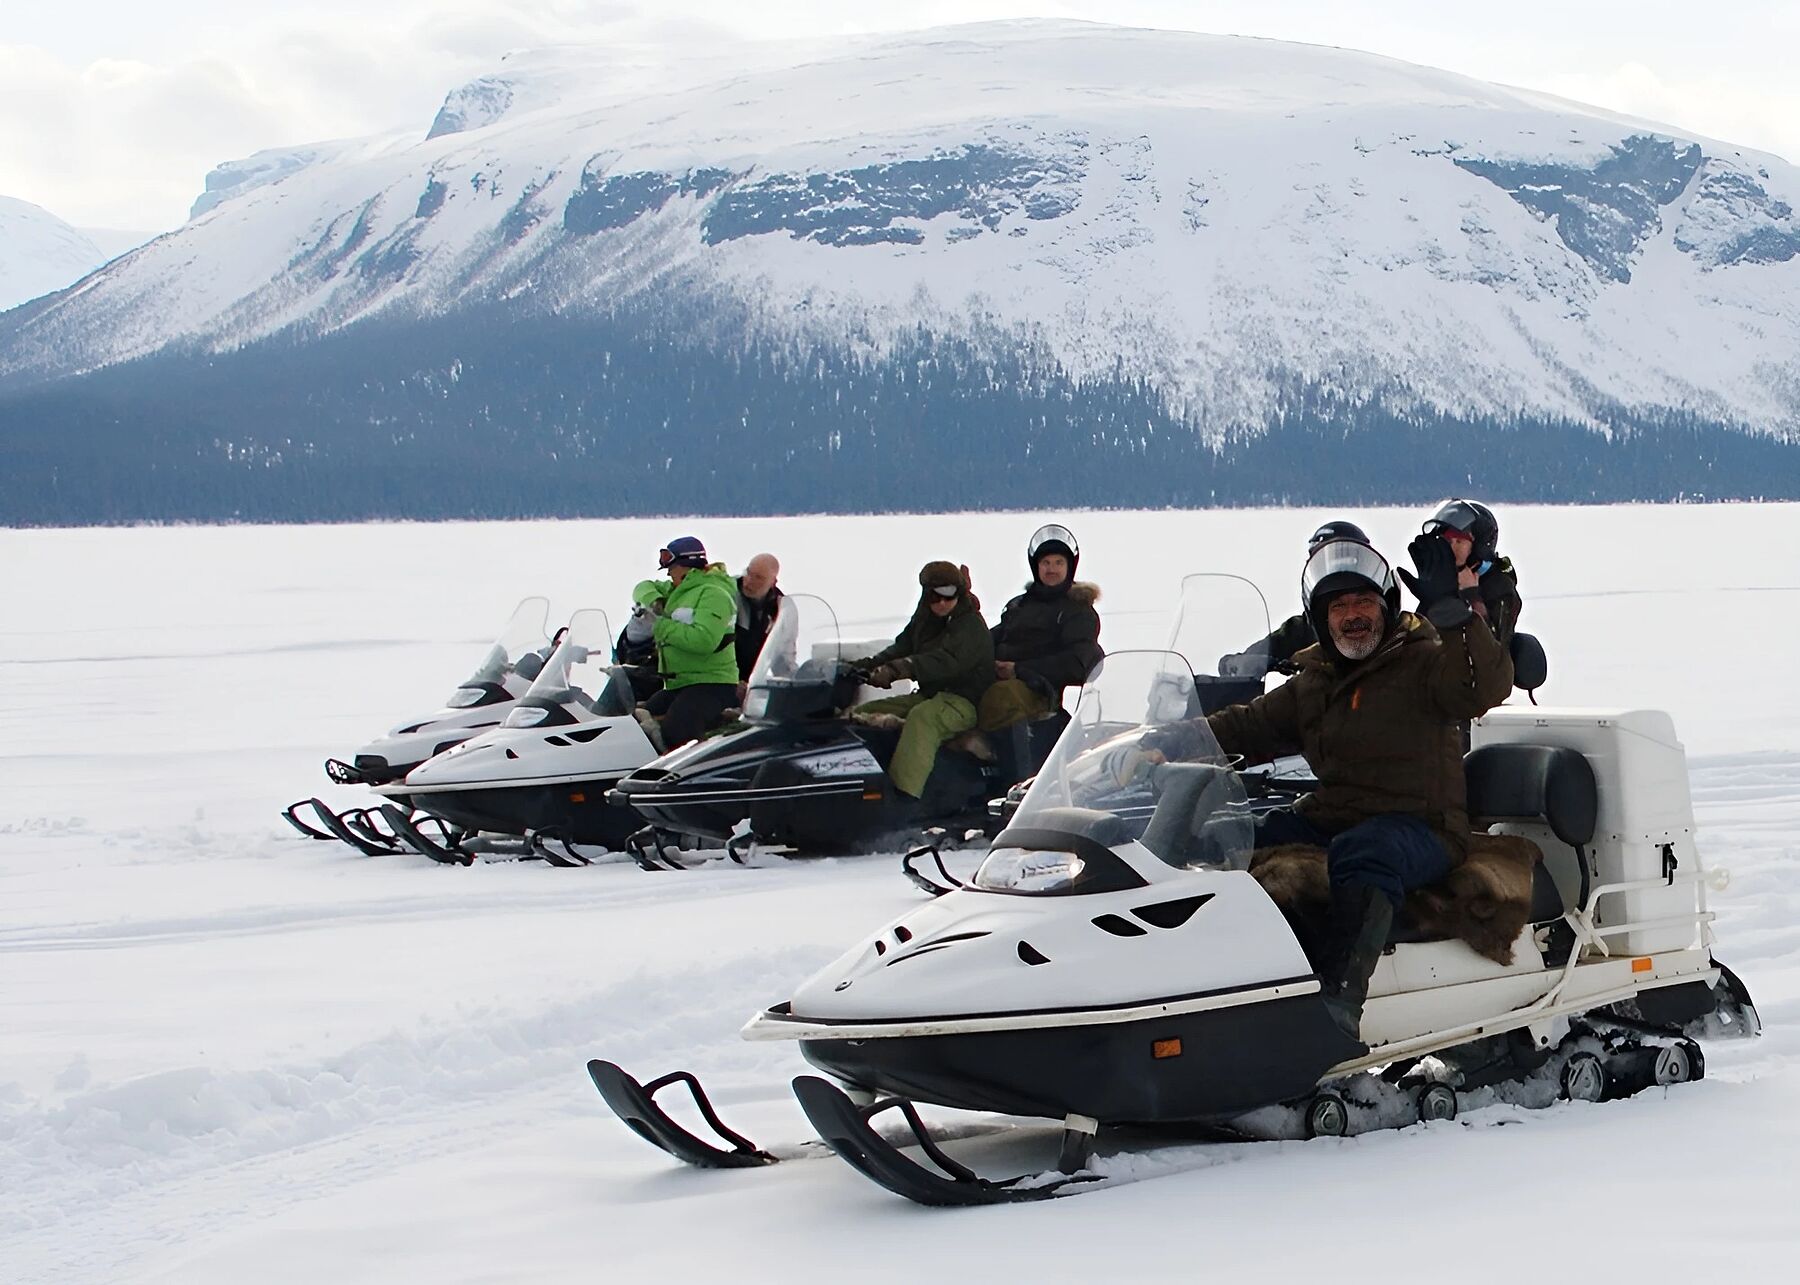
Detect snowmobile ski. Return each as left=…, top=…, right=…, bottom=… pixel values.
left=378, top=804, right=478, bottom=865
left=587, top=1060, right=776, bottom=1168
left=294, top=798, right=401, bottom=856
left=281, top=798, right=338, bottom=842
left=789, top=1076, right=1098, bottom=1206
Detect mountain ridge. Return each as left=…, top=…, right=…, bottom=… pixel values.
left=3, top=20, right=1798, bottom=524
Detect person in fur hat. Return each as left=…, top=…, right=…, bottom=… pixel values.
left=848, top=561, right=993, bottom=799
left=968, top=524, right=1104, bottom=753
left=1141, top=534, right=1513, bottom=1043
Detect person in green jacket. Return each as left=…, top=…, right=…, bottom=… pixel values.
left=849, top=561, right=994, bottom=799
left=631, top=536, right=740, bottom=751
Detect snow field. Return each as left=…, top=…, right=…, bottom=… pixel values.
left=3, top=504, right=1799, bottom=1281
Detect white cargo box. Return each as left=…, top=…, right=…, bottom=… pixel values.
left=1472, top=707, right=1702, bottom=955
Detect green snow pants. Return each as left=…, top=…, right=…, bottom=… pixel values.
left=853, top=691, right=978, bottom=798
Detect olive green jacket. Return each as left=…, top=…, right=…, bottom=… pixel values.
left=860, top=599, right=994, bottom=706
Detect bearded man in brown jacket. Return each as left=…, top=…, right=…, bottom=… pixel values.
left=1147, top=534, right=1514, bottom=1041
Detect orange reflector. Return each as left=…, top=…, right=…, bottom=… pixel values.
left=1152, top=1038, right=1183, bottom=1060
left=569, top=792, right=586, bottom=804
left=1631, top=957, right=1653, bottom=973
left=863, top=791, right=884, bottom=801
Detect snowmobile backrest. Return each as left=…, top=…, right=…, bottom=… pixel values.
left=514, top=651, right=546, bottom=681
left=1464, top=744, right=1597, bottom=849
left=1509, top=632, right=1547, bottom=692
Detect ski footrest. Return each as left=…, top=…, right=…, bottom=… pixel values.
left=790, top=1076, right=1087, bottom=1206
left=380, top=805, right=476, bottom=865
left=588, top=1060, right=774, bottom=1169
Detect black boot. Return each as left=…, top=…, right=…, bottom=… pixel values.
left=1316, top=882, right=1395, bottom=1043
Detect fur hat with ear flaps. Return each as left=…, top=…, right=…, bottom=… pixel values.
left=913, top=560, right=980, bottom=618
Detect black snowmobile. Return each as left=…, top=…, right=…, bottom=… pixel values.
left=610, top=594, right=1066, bottom=861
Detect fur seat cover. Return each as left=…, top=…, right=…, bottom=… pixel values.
left=1248, top=832, right=1543, bottom=965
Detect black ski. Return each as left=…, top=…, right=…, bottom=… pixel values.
left=587, top=1060, right=776, bottom=1168
left=789, top=1076, right=1096, bottom=1206
left=296, top=798, right=400, bottom=856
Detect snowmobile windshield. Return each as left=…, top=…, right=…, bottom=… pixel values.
left=977, top=650, right=1254, bottom=891
left=742, top=594, right=844, bottom=723
left=448, top=596, right=552, bottom=706
left=1166, top=571, right=1278, bottom=714
left=504, top=608, right=613, bottom=726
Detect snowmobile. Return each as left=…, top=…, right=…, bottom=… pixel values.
left=281, top=597, right=552, bottom=851
left=360, top=608, right=661, bottom=865
left=589, top=648, right=1759, bottom=1205
left=608, top=594, right=1067, bottom=864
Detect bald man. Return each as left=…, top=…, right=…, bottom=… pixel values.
left=734, top=553, right=784, bottom=684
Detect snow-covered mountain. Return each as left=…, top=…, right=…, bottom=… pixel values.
left=0, top=196, right=116, bottom=312
left=3, top=20, right=1799, bottom=523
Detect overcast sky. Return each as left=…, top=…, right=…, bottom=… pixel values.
left=5, top=1, right=1797, bottom=232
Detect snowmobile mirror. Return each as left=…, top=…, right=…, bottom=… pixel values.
left=1510, top=632, right=1547, bottom=692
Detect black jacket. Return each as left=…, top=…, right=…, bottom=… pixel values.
left=991, top=581, right=1104, bottom=696
left=733, top=580, right=784, bottom=681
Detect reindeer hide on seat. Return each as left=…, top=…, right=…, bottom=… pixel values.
left=1248, top=833, right=1542, bottom=965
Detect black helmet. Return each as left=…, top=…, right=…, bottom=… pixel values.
left=1301, top=538, right=1399, bottom=662
left=1306, top=519, right=1369, bottom=555
left=1421, top=499, right=1499, bottom=565
left=1026, top=523, right=1079, bottom=582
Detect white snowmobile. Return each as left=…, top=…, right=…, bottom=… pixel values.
left=365, top=608, right=660, bottom=865
left=589, top=648, right=1759, bottom=1205
left=282, top=596, right=553, bottom=853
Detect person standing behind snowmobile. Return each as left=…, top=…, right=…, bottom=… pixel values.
left=1143, top=535, right=1513, bottom=1043
left=1420, top=498, right=1522, bottom=646
left=848, top=562, right=993, bottom=800
left=733, top=553, right=784, bottom=687
left=975, top=524, right=1103, bottom=744
left=631, top=536, right=739, bottom=752
left=1219, top=520, right=1369, bottom=675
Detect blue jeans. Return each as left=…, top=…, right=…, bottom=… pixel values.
left=1254, top=808, right=1452, bottom=909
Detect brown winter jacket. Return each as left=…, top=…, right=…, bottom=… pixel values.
left=1166, top=611, right=1514, bottom=862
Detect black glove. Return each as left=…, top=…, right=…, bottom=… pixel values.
left=1398, top=534, right=1472, bottom=628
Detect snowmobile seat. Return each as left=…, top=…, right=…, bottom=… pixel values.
left=1464, top=743, right=1596, bottom=917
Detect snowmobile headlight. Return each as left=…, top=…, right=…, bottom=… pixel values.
left=446, top=686, right=487, bottom=709
left=504, top=705, right=551, bottom=729
left=973, top=848, right=1086, bottom=894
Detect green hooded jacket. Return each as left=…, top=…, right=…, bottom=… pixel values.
left=639, top=564, right=739, bottom=690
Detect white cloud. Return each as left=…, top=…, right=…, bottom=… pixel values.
left=3, top=2, right=1796, bottom=230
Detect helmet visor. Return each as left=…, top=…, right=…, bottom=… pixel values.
left=1422, top=499, right=1482, bottom=537
left=1027, top=524, right=1079, bottom=560
left=1301, top=539, right=1395, bottom=608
